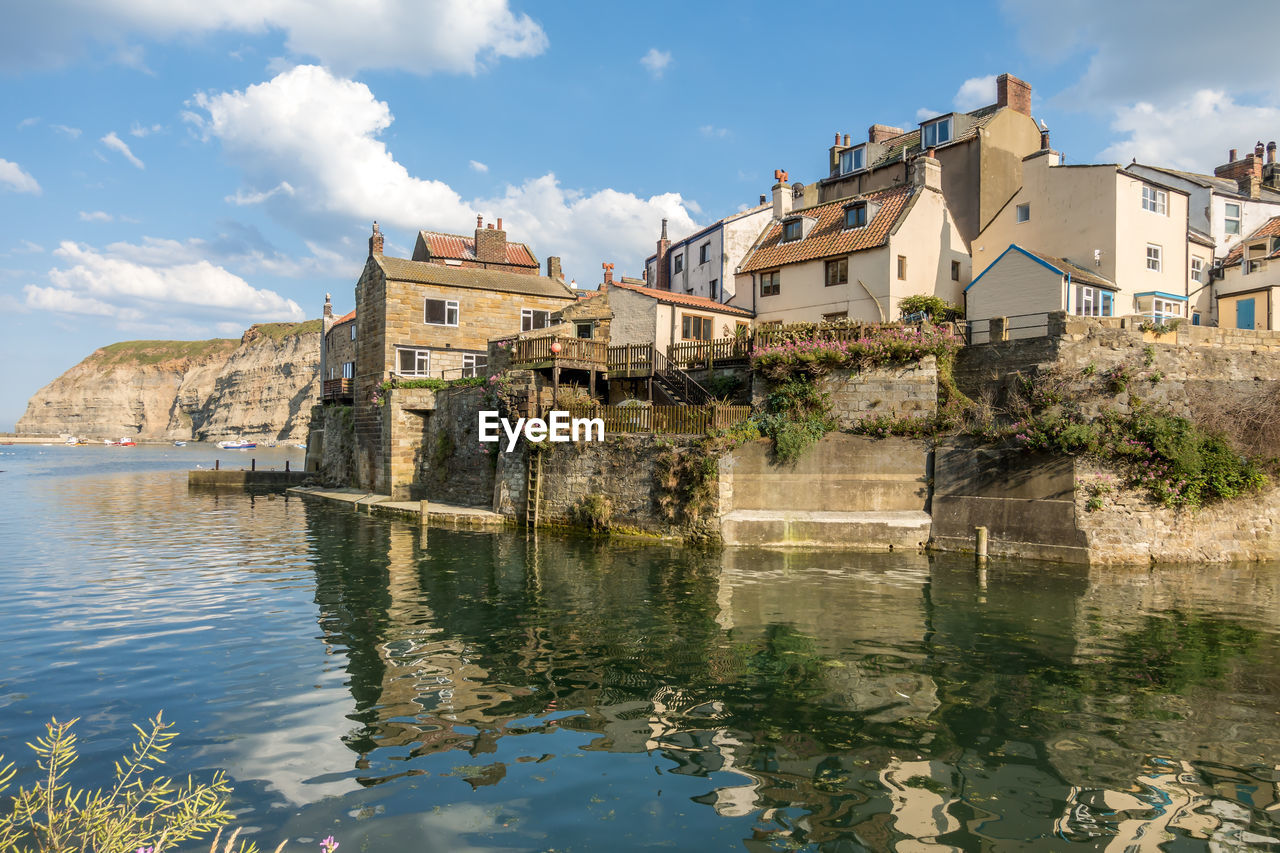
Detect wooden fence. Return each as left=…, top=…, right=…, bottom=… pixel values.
left=558, top=403, right=751, bottom=435
left=606, top=343, right=654, bottom=376
left=667, top=337, right=751, bottom=367
left=512, top=335, right=607, bottom=365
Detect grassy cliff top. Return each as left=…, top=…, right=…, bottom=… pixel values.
left=247, top=319, right=323, bottom=341
left=94, top=338, right=240, bottom=367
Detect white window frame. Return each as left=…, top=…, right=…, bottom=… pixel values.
left=342, top=361, right=354, bottom=379
left=461, top=353, right=487, bottom=378
left=782, top=219, right=802, bottom=242
left=844, top=202, right=867, bottom=230
left=922, top=118, right=952, bottom=148
left=424, top=298, right=459, bottom=326
left=396, top=347, right=431, bottom=377
left=350, top=324, right=356, bottom=340
left=1146, top=243, right=1162, bottom=272
left=838, top=146, right=865, bottom=174
left=1151, top=297, right=1183, bottom=319
left=520, top=308, right=551, bottom=332
left=1141, top=185, right=1168, bottom=215
left=1074, top=285, right=1114, bottom=317
left=1015, top=203, right=1030, bottom=223
left=1224, top=202, right=1242, bottom=236
left=1190, top=257, right=1204, bottom=283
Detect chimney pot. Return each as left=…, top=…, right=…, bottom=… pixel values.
left=834, top=132, right=840, bottom=145
left=1230, top=148, right=1238, bottom=162
left=496, top=217, right=503, bottom=231
left=1040, top=128, right=1050, bottom=150
left=368, top=220, right=384, bottom=257
left=925, top=146, right=937, bottom=159
left=843, top=133, right=850, bottom=146
left=759, top=194, right=767, bottom=205
left=1268, top=141, right=1277, bottom=164
left=477, top=214, right=483, bottom=229
left=1257, top=141, right=1266, bottom=159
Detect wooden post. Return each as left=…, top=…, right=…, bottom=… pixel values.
left=552, top=365, right=560, bottom=406
left=975, top=526, right=989, bottom=563
left=285, top=459, right=290, bottom=472
left=589, top=368, right=596, bottom=400
left=215, top=459, right=219, bottom=471
left=251, top=458, right=256, bottom=471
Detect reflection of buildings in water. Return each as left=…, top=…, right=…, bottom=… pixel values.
left=879, top=757, right=962, bottom=852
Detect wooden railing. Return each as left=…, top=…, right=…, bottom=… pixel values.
left=322, top=378, right=352, bottom=400
left=667, top=336, right=751, bottom=368
left=559, top=403, right=752, bottom=435
left=512, top=335, right=607, bottom=365
left=606, top=343, right=654, bottom=376
left=654, top=349, right=713, bottom=406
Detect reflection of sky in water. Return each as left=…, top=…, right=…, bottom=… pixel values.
left=0, top=445, right=1278, bottom=851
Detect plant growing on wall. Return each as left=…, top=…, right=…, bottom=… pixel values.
left=898, top=294, right=963, bottom=322
left=570, top=494, right=613, bottom=532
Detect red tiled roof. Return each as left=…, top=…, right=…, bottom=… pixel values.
left=418, top=230, right=538, bottom=267
left=1223, top=216, right=1280, bottom=266
left=608, top=281, right=754, bottom=317
left=333, top=309, right=355, bottom=324
left=739, top=184, right=915, bottom=273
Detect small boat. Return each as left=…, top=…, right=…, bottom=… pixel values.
left=216, top=440, right=256, bottom=449
left=173, top=441, right=187, bottom=447
left=112, top=437, right=136, bottom=447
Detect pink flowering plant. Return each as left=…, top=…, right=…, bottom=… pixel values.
left=752, top=324, right=960, bottom=382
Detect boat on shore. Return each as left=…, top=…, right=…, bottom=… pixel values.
left=216, top=440, right=256, bottom=449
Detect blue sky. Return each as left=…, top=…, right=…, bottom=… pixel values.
left=3, top=0, right=1278, bottom=430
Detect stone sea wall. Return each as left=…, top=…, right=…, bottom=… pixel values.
left=753, top=359, right=938, bottom=428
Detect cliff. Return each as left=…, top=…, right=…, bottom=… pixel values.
left=17, top=320, right=322, bottom=442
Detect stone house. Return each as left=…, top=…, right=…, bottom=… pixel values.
left=643, top=201, right=773, bottom=304
left=319, top=296, right=356, bottom=402
left=819, top=73, right=1044, bottom=249
left=967, top=147, right=1196, bottom=328
left=1215, top=214, right=1280, bottom=329
left=734, top=152, right=969, bottom=325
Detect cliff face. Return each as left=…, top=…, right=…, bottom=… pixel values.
left=17, top=321, right=321, bottom=442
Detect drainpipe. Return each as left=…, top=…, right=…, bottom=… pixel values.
left=856, top=279, right=886, bottom=322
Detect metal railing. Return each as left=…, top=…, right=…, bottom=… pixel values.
left=653, top=348, right=713, bottom=406
left=965, top=312, right=1051, bottom=345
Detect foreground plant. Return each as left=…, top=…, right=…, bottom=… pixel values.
left=0, top=713, right=282, bottom=853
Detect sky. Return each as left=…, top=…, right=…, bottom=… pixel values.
left=3, top=0, right=1280, bottom=430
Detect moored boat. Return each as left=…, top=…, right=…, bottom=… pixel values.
left=216, top=440, right=256, bottom=449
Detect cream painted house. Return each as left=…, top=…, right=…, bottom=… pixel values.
left=643, top=203, right=773, bottom=304
left=733, top=154, right=970, bottom=325
left=969, top=149, right=1195, bottom=326
left=1215, top=215, right=1280, bottom=330
left=965, top=246, right=1119, bottom=340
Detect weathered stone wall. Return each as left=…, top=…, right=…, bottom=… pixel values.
left=537, top=435, right=686, bottom=533
left=413, top=385, right=495, bottom=506
left=752, top=358, right=938, bottom=428
left=308, top=403, right=357, bottom=487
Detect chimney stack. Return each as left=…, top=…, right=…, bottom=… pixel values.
left=843, top=133, right=850, bottom=146
left=655, top=219, right=671, bottom=291
left=323, top=292, right=333, bottom=319
left=834, top=132, right=840, bottom=145
left=1215, top=146, right=1264, bottom=183
left=772, top=169, right=793, bottom=219
left=1268, top=141, right=1276, bottom=164
left=602, top=262, right=614, bottom=285
left=475, top=215, right=507, bottom=265
left=759, top=194, right=767, bottom=205
left=547, top=256, right=562, bottom=280
left=1256, top=141, right=1266, bottom=160
left=1229, top=148, right=1238, bottom=162
left=1040, top=125, right=1051, bottom=150
left=996, top=73, right=1032, bottom=116
left=913, top=150, right=942, bottom=191
left=868, top=124, right=904, bottom=144
left=368, top=221, right=383, bottom=257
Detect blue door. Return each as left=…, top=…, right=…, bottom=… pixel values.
left=1237, top=298, right=1256, bottom=330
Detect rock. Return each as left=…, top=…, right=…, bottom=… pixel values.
left=17, top=321, right=320, bottom=442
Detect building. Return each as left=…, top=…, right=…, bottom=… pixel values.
left=967, top=147, right=1196, bottom=327
left=964, top=246, right=1121, bottom=339
left=1215, top=215, right=1280, bottom=329
left=643, top=202, right=773, bottom=303
left=819, top=73, right=1044, bottom=249
left=410, top=215, right=545, bottom=276
left=734, top=152, right=969, bottom=325
left=319, top=296, right=356, bottom=402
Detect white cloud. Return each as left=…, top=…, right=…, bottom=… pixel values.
left=101, top=131, right=144, bottom=169
left=25, top=240, right=304, bottom=326
left=79, top=210, right=114, bottom=222
left=14, top=240, right=44, bottom=254
left=0, top=158, right=41, bottom=194
left=699, top=125, right=730, bottom=139
left=17, top=117, right=40, bottom=130
left=129, top=122, right=164, bottom=137
left=954, top=75, right=996, bottom=112
left=469, top=159, right=489, bottom=173
left=640, top=48, right=671, bottom=79
left=1099, top=90, right=1280, bottom=170
left=226, top=181, right=295, bottom=206
left=187, top=65, right=701, bottom=279
left=915, top=107, right=940, bottom=122
left=0, top=0, right=547, bottom=76
left=51, top=124, right=82, bottom=138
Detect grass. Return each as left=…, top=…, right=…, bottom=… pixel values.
left=93, top=339, right=239, bottom=367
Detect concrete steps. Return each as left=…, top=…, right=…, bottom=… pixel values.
left=720, top=509, right=931, bottom=549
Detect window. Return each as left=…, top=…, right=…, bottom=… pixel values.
left=825, top=257, right=848, bottom=286
left=350, top=324, right=356, bottom=341
left=736, top=322, right=749, bottom=337
left=342, top=361, right=354, bottom=379
left=1074, top=285, right=1114, bottom=317
left=709, top=279, right=719, bottom=300
left=1245, top=242, right=1267, bottom=274
left=1191, top=257, right=1204, bottom=282
left=1016, top=203, right=1030, bottom=223
left=521, top=308, right=550, bottom=331
left=673, top=253, right=684, bottom=274
left=461, top=353, right=487, bottom=378
left=759, top=270, right=780, bottom=296
left=822, top=311, right=848, bottom=322
left=576, top=322, right=593, bottom=339
left=844, top=202, right=867, bottom=229
left=897, top=255, right=907, bottom=280
left=838, top=146, right=865, bottom=174
left=682, top=314, right=713, bottom=340
left=782, top=219, right=802, bottom=242
left=1151, top=297, right=1183, bottom=319
left=425, top=298, right=459, bottom=326
left=1141, top=185, right=1168, bottom=215
left=699, top=242, right=711, bottom=265
left=396, top=347, right=430, bottom=377
left=922, top=117, right=952, bottom=148
left=1225, top=202, right=1242, bottom=235
left=1192, top=312, right=1202, bottom=326
left=951, top=260, right=961, bottom=281
left=1146, top=244, right=1162, bottom=272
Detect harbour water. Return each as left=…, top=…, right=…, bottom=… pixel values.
left=0, top=444, right=1276, bottom=850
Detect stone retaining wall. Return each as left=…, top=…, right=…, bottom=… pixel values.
left=752, top=358, right=938, bottom=428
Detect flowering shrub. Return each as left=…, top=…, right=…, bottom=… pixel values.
left=752, top=325, right=960, bottom=381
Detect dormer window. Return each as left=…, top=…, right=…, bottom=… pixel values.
left=782, top=219, right=803, bottom=242
left=838, top=146, right=865, bottom=175
left=922, top=117, right=952, bottom=148
left=844, top=202, right=868, bottom=229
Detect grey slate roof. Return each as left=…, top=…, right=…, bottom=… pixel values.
left=374, top=255, right=578, bottom=300
left=1019, top=247, right=1115, bottom=289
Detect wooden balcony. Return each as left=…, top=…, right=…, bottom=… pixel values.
left=606, top=343, right=654, bottom=378
left=322, top=378, right=353, bottom=401
left=667, top=337, right=751, bottom=369
left=511, top=335, right=607, bottom=369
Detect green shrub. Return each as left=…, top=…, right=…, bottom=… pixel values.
left=757, top=378, right=835, bottom=464
left=898, top=294, right=963, bottom=322
left=570, top=494, right=613, bottom=532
